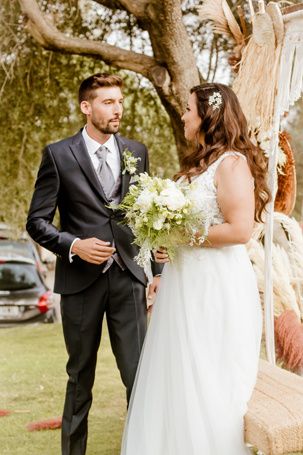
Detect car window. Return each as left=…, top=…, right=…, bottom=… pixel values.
left=0, top=263, right=41, bottom=291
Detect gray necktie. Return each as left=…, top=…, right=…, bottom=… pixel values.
left=95, top=145, right=115, bottom=199
left=95, top=145, right=125, bottom=273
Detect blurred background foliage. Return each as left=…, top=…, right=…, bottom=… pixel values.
left=0, top=0, right=302, bottom=232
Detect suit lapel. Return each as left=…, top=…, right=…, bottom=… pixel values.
left=115, top=134, right=131, bottom=200
left=69, top=131, right=109, bottom=204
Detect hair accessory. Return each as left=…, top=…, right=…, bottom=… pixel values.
left=208, top=91, right=222, bottom=110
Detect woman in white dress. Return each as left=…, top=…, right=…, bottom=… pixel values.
left=121, top=83, right=271, bottom=455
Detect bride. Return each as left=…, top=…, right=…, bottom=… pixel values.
left=120, top=83, right=270, bottom=455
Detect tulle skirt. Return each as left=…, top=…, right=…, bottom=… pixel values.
left=121, top=245, right=262, bottom=455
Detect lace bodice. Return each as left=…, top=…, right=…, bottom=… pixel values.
left=180, top=152, right=247, bottom=226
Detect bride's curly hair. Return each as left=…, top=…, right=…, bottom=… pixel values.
left=176, top=83, right=271, bottom=222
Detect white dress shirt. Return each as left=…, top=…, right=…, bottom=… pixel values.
left=82, top=126, right=121, bottom=181
left=69, top=127, right=121, bottom=262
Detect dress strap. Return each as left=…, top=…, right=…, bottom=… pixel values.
left=209, top=152, right=246, bottom=174
left=204, top=152, right=248, bottom=190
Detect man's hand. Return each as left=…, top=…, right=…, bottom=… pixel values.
left=146, top=275, right=161, bottom=313
left=72, top=238, right=115, bottom=265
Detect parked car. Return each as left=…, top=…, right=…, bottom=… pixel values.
left=0, top=224, right=55, bottom=274
left=0, top=237, right=49, bottom=275
left=0, top=240, right=56, bottom=324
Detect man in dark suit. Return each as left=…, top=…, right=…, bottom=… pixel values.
left=26, top=73, right=162, bottom=455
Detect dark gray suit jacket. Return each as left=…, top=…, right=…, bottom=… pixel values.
left=26, top=130, right=162, bottom=294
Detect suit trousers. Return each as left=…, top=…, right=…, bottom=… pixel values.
left=60, top=262, right=147, bottom=455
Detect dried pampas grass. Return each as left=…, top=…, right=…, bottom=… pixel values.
left=275, top=310, right=303, bottom=372
left=247, top=237, right=300, bottom=318
left=248, top=213, right=303, bottom=318
left=274, top=132, right=297, bottom=215
left=247, top=213, right=303, bottom=372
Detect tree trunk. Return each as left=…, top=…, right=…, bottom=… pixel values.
left=143, top=1, right=200, bottom=159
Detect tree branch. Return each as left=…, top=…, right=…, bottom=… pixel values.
left=91, top=0, right=127, bottom=12
left=92, top=0, right=148, bottom=19
left=18, top=0, right=165, bottom=81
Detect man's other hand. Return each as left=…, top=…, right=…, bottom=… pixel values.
left=72, top=238, right=115, bottom=264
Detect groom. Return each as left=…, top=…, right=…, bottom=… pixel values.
left=26, top=73, right=161, bottom=455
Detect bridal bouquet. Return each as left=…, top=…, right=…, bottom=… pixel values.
left=111, top=173, right=210, bottom=281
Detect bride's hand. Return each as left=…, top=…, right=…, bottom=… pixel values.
left=154, top=247, right=170, bottom=263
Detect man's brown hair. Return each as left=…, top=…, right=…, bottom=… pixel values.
left=78, top=73, right=123, bottom=103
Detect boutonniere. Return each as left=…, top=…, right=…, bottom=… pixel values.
left=122, top=149, right=141, bottom=175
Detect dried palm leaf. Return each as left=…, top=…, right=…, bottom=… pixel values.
left=221, top=0, right=244, bottom=45
left=198, top=0, right=244, bottom=45
left=266, top=1, right=284, bottom=46
left=233, top=10, right=280, bottom=133
left=198, top=0, right=231, bottom=36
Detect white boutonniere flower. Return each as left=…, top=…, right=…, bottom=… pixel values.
left=122, top=149, right=141, bottom=175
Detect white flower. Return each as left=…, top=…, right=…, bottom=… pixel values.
left=153, top=218, right=165, bottom=230
left=135, top=189, right=155, bottom=212
left=208, top=91, right=222, bottom=110
left=156, top=186, right=187, bottom=211
left=122, top=149, right=141, bottom=175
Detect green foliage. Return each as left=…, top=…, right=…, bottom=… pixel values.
left=120, top=75, right=178, bottom=178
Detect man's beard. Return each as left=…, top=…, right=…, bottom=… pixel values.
left=91, top=116, right=120, bottom=134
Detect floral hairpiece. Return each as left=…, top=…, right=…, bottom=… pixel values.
left=208, top=91, right=222, bottom=110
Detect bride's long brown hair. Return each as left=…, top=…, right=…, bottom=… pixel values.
left=176, top=83, right=271, bottom=222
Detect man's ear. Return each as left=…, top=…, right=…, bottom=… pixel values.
left=80, top=100, right=91, bottom=116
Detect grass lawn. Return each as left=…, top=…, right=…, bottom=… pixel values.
left=0, top=323, right=302, bottom=455
left=0, top=323, right=125, bottom=455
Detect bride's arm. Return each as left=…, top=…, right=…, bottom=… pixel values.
left=155, top=156, right=255, bottom=263
left=202, top=155, right=255, bottom=248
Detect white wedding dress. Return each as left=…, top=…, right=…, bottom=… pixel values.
left=121, top=152, right=262, bottom=455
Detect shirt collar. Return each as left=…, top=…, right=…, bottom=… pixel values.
left=82, top=126, right=117, bottom=157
